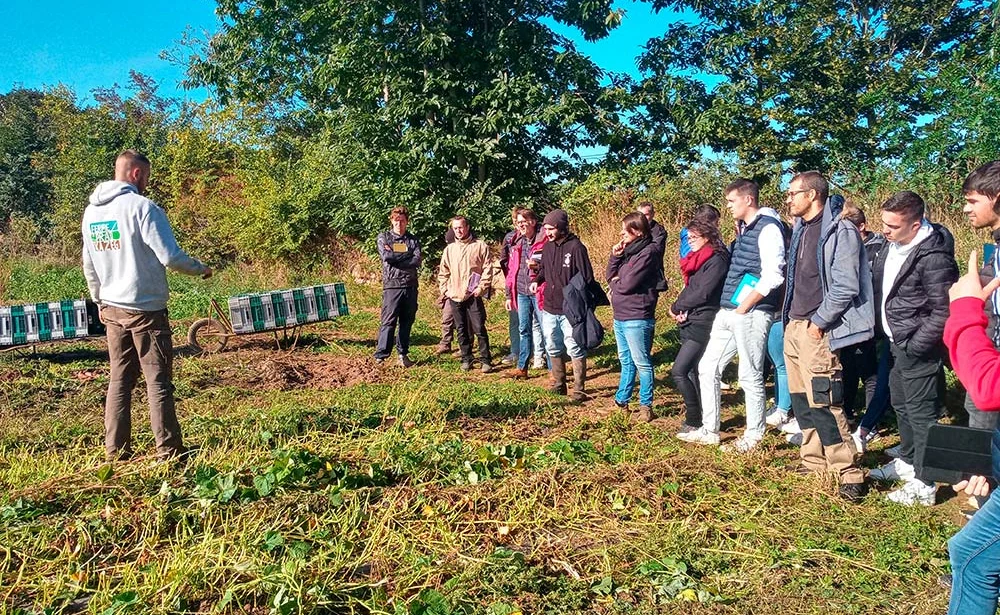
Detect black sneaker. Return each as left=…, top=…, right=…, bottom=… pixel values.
left=613, top=399, right=629, bottom=409
left=398, top=354, right=414, bottom=368
left=838, top=481, right=869, bottom=503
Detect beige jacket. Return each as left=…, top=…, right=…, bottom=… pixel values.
left=438, top=238, right=493, bottom=302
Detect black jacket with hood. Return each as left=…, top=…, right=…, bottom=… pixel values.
left=872, top=222, right=958, bottom=358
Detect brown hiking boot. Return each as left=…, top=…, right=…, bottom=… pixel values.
left=547, top=356, right=567, bottom=395
left=570, top=358, right=588, bottom=403
left=435, top=343, right=451, bottom=356
left=509, top=367, right=528, bottom=380
left=634, top=405, right=653, bottom=423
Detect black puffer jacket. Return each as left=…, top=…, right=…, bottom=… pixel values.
left=873, top=223, right=958, bottom=358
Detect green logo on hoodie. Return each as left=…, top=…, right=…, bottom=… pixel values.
left=90, top=221, right=121, bottom=251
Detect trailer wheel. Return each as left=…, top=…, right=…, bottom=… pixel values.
left=187, top=318, right=230, bottom=353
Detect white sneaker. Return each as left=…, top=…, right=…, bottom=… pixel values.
left=765, top=408, right=792, bottom=430
left=885, top=444, right=901, bottom=458
left=721, top=436, right=761, bottom=454
left=868, top=458, right=915, bottom=482
left=779, top=418, right=801, bottom=435
left=851, top=428, right=866, bottom=454
left=532, top=356, right=546, bottom=370
left=676, top=427, right=720, bottom=446
left=887, top=479, right=936, bottom=507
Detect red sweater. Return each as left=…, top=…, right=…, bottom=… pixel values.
left=944, top=296, right=1000, bottom=411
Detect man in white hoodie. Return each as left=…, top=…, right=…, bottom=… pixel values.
left=679, top=179, right=787, bottom=452
left=82, top=150, right=212, bottom=461
left=868, top=191, right=958, bottom=505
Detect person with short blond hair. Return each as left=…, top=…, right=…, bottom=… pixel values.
left=375, top=206, right=422, bottom=366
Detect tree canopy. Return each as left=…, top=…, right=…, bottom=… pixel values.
left=633, top=0, right=991, bottom=182
left=186, top=0, right=634, bottom=244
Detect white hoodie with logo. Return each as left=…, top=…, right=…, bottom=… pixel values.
left=82, top=181, right=207, bottom=312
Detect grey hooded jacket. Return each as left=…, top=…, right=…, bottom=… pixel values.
left=82, top=180, right=207, bottom=312
left=782, top=197, right=875, bottom=351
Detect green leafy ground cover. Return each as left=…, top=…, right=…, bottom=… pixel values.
left=0, top=270, right=964, bottom=614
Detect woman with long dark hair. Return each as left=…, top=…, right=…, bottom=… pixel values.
left=607, top=212, right=661, bottom=421
left=671, top=217, right=730, bottom=435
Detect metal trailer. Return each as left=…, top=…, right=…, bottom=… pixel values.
left=186, top=283, right=349, bottom=352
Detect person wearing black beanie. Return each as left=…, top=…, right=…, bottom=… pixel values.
left=530, top=209, right=595, bottom=401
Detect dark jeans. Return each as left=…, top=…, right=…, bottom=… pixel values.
left=841, top=338, right=876, bottom=422
left=671, top=322, right=711, bottom=428
left=451, top=297, right=491, bottom=363
left=889, top=343, right=943, bottom=483
left=103, top=306, right=183, bottom=459
left=857, top=338, right=893, bottom=433
left=375, top=286, right=418, bottom=359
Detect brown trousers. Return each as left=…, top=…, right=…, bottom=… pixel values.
left=784, top=319, right=863, bottom=484
left=102, top=306, right=183, bottom=459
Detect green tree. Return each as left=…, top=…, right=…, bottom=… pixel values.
left=0, top=89, right=54, bottom=233
left=635, top=0, right=989, bottom=182
left=187, top=0, right=630, bottom=246
left=36, top=74, right=175, bottom=252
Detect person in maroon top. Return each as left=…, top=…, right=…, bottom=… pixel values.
left=607, top=212, right=662, bottom=421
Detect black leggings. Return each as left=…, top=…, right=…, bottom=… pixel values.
left=671, top=323, right=711, bottom=427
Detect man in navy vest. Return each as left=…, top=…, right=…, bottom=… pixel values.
left=782, top=171, right=873, bottom=502
left=678, top=179, right=786, bottom=452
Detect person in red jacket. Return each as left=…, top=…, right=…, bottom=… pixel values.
left=943, top=250, right=1000, bottom=615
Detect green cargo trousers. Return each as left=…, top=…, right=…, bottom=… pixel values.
left=102, top=306, right=184, bottom=460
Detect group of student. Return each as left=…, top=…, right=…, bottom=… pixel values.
left=373, top=162, right=1000, bottom=613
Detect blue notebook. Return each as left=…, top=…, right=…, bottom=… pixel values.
left=733, top=272, right=759, bottom=306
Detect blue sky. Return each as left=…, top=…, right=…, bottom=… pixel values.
left=2, top=0, right=219, bottom=102
left=2, top=0, right=681, bottom=104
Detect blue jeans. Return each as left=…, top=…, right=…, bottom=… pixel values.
left=766, top=320, right=790, bottom=413
left=516, top=294, right=546, bottom=370
left=507, top=308, right=519, bottom=360
left=613, top=319, right=655, bottom=407
left=948, top=488, right=1000, bottom=614
left=540, top=310, right=585, bottom=360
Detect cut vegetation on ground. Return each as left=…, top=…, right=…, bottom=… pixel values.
left=0, top=269, right=967, bottom=615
